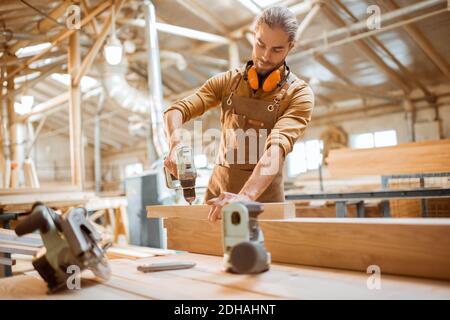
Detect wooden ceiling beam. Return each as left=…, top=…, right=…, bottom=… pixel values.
left=321, top=4, right=412, bottom=93
left=6, top=0, right=111, bottom=81
left=380, top=0, right=450, bottom=78
left=9, top=0, right=72, bottom=54
left=334, top=0, right=433, bottom=97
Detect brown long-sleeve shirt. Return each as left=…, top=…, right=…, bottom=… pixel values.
left=164, top=67, right=315, bottom=157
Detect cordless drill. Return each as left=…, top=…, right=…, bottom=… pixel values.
left=164, top=145, right=197, bottom=205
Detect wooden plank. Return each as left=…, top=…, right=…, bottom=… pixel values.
left=125, top=253, right=450, bottom=300
left=106, top=259, right=274, bottom=300
left=328, top=139, right=450, bottom=177
left=0, top=256, right=16, bottom=266
left=0, top=243, right=39, bottom=255
left=0, top=192, right=95, bottom=212
left=0, top=228, right=43, bottom=247
left=147, top=202, right=296, bottom=220
left=1, top=253, right=450, bottom=299
left=165, top=218, right=223, bottom=256
left=164, top=217, right=450, bottom=281
left=0, top=274, right=145, bottom=300
left=106, top=245, right=177, bottom=260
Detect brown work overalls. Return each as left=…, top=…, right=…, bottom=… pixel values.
left=204, top=72, right=293, bottom=203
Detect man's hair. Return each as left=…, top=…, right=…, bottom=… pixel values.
left=253, top=6, right=298, bottom=43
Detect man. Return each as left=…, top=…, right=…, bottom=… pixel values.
left=164, top=6, right=314, bottom=221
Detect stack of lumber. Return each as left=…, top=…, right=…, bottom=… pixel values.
left=328, top=139, right=450, bottom=178
left=148, top=205, right=450, bottom=281
left=0, top=190, right=95, bottom=212
left=0, top=228, right=43, bottom=276
left=387, top=179, right=450, bottom=217
left=293, top=201, right=384, bottom=217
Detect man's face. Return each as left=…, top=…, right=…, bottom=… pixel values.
left=252, top=22, right=293, bottom=75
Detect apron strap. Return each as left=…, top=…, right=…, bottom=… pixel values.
left=226, top=73, right=243, bottom=106
left=269, top=74, right=296, bottom=111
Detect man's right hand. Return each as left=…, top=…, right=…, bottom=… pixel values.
left=164, top=109, right=184, bottom=178
left=164, top=144, right=179, bottom=178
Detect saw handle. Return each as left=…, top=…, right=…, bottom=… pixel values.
left=15, top=202, right=52, bottom=236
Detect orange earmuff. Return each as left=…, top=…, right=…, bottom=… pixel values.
left=245, top=63, right=283, bottom=92
left=247, top=66, right=259, bottom=90
left=262, top=69, right=281, bottom=92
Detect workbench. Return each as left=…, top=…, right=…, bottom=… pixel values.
left=1, top=252, right=450, bottom=299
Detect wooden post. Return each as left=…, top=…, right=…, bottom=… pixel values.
left=68, top=31, right=84, bottom=190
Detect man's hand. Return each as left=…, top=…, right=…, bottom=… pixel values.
left=163, top=144, right=179, bottom=178
left=163, top=109, right=184, bottom=178
left=206, top=192, right=253, bottom=222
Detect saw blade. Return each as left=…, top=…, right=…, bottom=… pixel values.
left=82, top=228, right=111, bottom=281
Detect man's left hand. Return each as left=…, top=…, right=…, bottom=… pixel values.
left=206, top=192, right=253, bottom=222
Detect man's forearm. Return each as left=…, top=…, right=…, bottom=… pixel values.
left=238, top=145, right=285, bottom=201
left=164, top=109, right=183, bottom=148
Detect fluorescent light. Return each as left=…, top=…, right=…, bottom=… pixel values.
left=51, top=73, right=70, bottom=86
left=122, top=19, right=229, bottom=44
left=156, top=22, right=229, bottom=44
left=14, top=101, right=32, bottom=115
left=16, top=42, right=52, bottom=58
left=21, top=95, right=34, bottom=109
left=104, top=36, right=123, bottom=65
left=51, top=73, right=99, bottom=92
left=237, top=0, right=262, bottom=14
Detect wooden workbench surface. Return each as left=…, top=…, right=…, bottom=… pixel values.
left=1, top=252, right=450, bottom=300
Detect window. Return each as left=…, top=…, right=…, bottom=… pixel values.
left=350, top=133, right=374, bottom=149
left=287, top=139, right=323, bottom=177
left=125, top=163, right=143, bottom=177
left=350, top=130, right=397, bottom=149
left=374, top=130, right=397, bottom=147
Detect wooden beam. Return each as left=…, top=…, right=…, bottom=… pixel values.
left=381, top=0, right=450, bottom=77
left=313, top=53, right=353, bottom=85
left=176, top=0, right=229, bottom=34
left=80, top=0, right=99, bottom=36
left=334, top=0, right=433, bottom=97
left=147, top=203, right=296, bottom=220
left=0, top=257, right=16, bottom=266
left=0, top=243, right=39, bottom=255
left=73, top=0, right=125, bottom=86
left=0, top=229, right=42, bottom=247
left=73, top=15, right=112, bottom=86
left=164, top=217, right=450, bottom=281
left=6, top=1, right=111, bottom=81
left=68, top=30, right=84, bottom=189
left=311, top=79, right=401, bottom=102
left=19, top=93, right=69, bottom=122
left=10, top=1, right=72, bottom=54
left=328, top=139, right=450, bottom=177
left=322, top=4, right=412, bottom=93
left=295, top=2, right=323, bottom=41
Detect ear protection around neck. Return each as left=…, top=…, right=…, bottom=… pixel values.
left=244, top=61, right=290, bottom=92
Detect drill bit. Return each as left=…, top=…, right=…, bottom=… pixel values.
left=183, top=187, right=196, bottom=205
